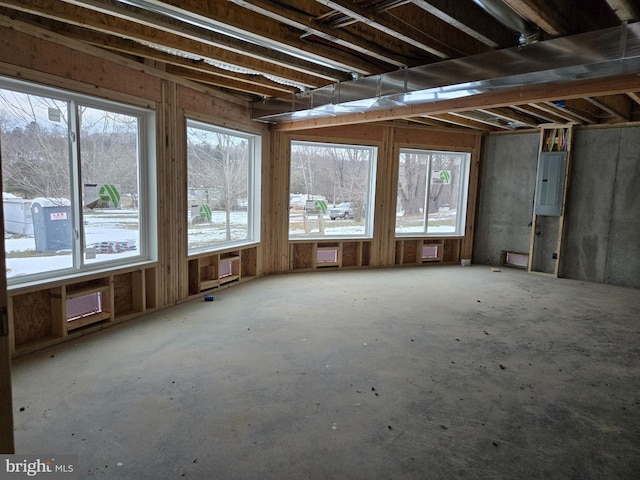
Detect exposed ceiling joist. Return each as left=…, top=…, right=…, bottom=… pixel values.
left=314, top=0, right=458, bottom=58
left=477, top=107, right=539, bottom=128
left=421, top=113, right=497, bottom=132
left=0, top=0, right=346, bottom=88
left=585, top=94, right=633, bottom=122
left=534, top=101, right=597, bottom=124
left=503, top=0, right=619, bottom=36
left=511, top=104, right=569, bottom=124
left=452, top=111, right=516, bottom=130
left=410, top=0, right=516, bottom=48
left=627, top=91, right=640, bottom=106
left=228, top=0, right=410, bottom=68
left=604, top=0, right=640, bottom=22
left=0, top=0, right=636, bottom=134
left=59, top=0, right=369, bottom=77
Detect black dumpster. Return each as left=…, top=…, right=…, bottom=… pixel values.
left=31, top=201, right=73, bottom=252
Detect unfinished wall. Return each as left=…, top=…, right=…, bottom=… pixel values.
left=563, top=127, right=640, bottom=288
left=266, top=125, right=482, bottom=273
left=475, top=127, right=640, bottom=289
left=473, top=132, right=539, bottom=266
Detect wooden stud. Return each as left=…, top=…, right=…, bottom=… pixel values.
left=0, top=140, right=14, bottom=453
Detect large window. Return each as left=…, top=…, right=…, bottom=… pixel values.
left=0, top=78, right=155, bottom=284
left=289, top=141, right=377, bottom=239
left=186, top=120, right=260, bottom=253
left=396, top=149, right=470, bottom=236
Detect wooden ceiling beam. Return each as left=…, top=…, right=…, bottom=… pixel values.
left=626, top=91, right=640, bottom=107
left=511, top=104, right=569, bottom=124
left=534, top=101, right=594, bottom=124
left=164, top=65, right=286, bottom=98
left=93, top=0, right=377, bottom=75
left=47, top=0, right=366, bottom=80
left=0, top=0, right=343, bottom=87
left=604, top=0, right=640, bottom=22
left=478, top=107, right=539, bottom=128
left=502, top=0, right=568, bottom=36
left=585, top=94, right=633, bottom=122
left=421, top=114, right=496, bottom=131
left=378, top=3, right=494, bottom=57
left=405, top=116, right=458, bottom=129
left=269, top=72, right=640, bottom=130
left=449, top=111, right=515, bottom=130
left=314, top=0, right=459, bottom=58
left=562, top=98, right=602, bottom=123
left=228, top=0, right=410, bottom=68
left=504, top=0, right=619, bottom=37
left=409, top=0, right=517, bottom=48
left=23, top=15, right=299, bottom=96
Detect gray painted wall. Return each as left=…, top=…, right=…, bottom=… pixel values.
left=474, top=127, right=640, bottom=289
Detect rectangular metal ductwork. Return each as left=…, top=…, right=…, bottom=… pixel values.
left=252, top=23, right=640, bottom=123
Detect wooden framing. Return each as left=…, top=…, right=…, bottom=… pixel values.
left=0, top=22, right=481, bottom=360
left=0, top=0, right=636, bottom=460
left=0, top=134, right=14, bottom=453
left=271, top=124, right=482, bottom=272
left=528, top=124, right=574, bottom=277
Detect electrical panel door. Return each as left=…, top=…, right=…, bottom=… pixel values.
left=535, top=151, right=567, bottom=217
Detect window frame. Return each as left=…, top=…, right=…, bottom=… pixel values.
left=288, top=140, right=378, bottom=241
left=395, top=148, right=471, bottom=238
left=0, top=76, right=157, bottom=287
left=185, top=118, right=262, bottom=255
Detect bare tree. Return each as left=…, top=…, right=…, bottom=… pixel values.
left=187, top=126, right=248, bottom=241
left=214, top=132, right=247, bottom=240
left=397, top=152, right=427, bottom=216
left=326, top=146, right=370, bottom=218
left=428, top=154, right=460, bottom=213
left=0, top=91, right=70, bottom=201
left=79, top=106, right=139, bottom=208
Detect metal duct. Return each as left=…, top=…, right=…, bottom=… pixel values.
left=252, top=23, right=640, bottom=123
left=472, top=0, right=540, bottom=45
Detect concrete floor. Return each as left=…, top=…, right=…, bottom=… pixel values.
left=12, top=266, right=640, bottom=479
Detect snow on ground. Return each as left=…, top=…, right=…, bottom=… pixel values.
left=5, top=209, right=458, bottom=279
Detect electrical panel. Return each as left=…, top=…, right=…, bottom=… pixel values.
left=535, top=151, right=567, bottom=217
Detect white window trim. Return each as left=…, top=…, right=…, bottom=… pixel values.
left=289, top=140, right=378, bottom=241
left=186, top=118, right=261, bottom=255
left=395, top=149, right=471, bottom=238
left=0, top=76, right=156, bottom=286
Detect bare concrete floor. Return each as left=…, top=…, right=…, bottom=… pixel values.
left=12, top=266, right=640, bottom=479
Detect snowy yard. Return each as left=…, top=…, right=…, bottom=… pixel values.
left=5, top=208, right=459, bottom=278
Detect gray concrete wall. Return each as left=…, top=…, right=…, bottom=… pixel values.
left=473, top=132, right=539, bottom=266
left=474, top=126, right=640, bottom=289
left=563, top=127, right=640, bottom=288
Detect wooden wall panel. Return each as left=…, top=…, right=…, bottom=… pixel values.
left=264, top=124, right=481, bottom=273
left=263, top=132, right=291, bottom=273
left=393, top=127, right=479, bottom=149
left=370, top=126, right=397, bottom=267
left=461, top=135, right=483, bottom=259
left=12, top=291, right=51, bottom=346
left=179, top=86, right=252, bottom=125
left=113, top=273, right=133, bottom=316
left=0, top=135, right=13, bottom=453
left=156, top=81, right=184, bottom=306
left=297, top=125, right=386, bottom=143
left=342, top=242, right=358, bottom=268
left=0, top=24, right=162, bottom=103
left=0, top=21, right=485, bottom=329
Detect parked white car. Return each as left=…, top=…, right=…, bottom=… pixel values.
left=329, top=202, right=354, bottom=220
